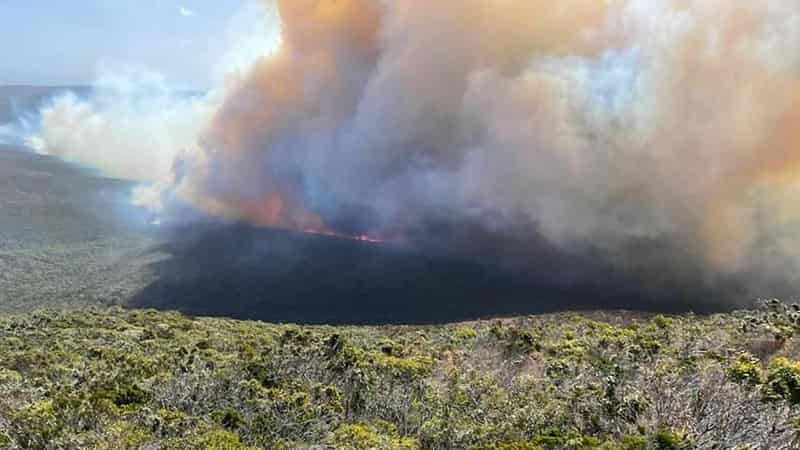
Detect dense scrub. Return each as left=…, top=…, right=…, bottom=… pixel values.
left=2, top=301, right=800, bottom=449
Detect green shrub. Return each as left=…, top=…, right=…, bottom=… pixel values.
left=91, top=382, right=150, bottom=409
left=12, top=400, right=62, bottom=449
left=651, top=429, right=689, bottom=449
left=2, top=304, right=798, bottom=449
left=330, top=423, right=383, bottom=449
left=0, top=368, right=22, bottom=385
left=453, top=326, right=478, bottom=340
left=491, top=323, right=541, bottom=353
left=378, top=339, right=405, bottom=356
left=652, top=315, right=674, bottom=329
left=545, top=359, right=571, bottom=379
left=483, top=442, right=543, bottom=450
left=154, top=409, right=194, bottom=438
left=372, top=354, right=434, bottom=380
left=280, top=326, right=315, bottom=347
left=245, top=358, right=277, bottom=388
left=619, top=435, right=648, bottom=450
left=596, top=323, right=637, bottom=349
left=213, top=408, right=245, bottom=430
left=636, top=338, right=662, bottom=356
left=95, top=422, right=151, bottom=450
left=727, top=353, right=763, bottom=386
left=0, top=433, right=10, bottom=449
left=529, top=428, right=603, bottom=449
left=765, top=357, right=800, bottom=404
left=191, top=429, right=257, bottom=450
left=312, top=384, right=345, bottom=414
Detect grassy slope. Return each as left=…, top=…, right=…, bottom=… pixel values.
left=2, top=302, right=800, bottom=449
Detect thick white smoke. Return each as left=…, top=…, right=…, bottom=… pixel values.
left=31, top=72, right=216, bottom=183
left=30, top=0, right=800, bottom=299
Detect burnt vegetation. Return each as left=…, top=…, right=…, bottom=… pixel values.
left=128, top=221, right=734, bottom=325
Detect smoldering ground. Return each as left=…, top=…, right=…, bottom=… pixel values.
left=15, top=0, right=800, bottom=319
left=128, top=219, right=747, bottom=325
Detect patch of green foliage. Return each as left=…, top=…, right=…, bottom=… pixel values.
left=1, top=303, right=800, bottom=448
left=765, top=357, right=800, bottom=404
left=727, top=353, right=764, bottom=386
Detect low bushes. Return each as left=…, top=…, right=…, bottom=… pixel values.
left=1, top=304, right=800, bottom=448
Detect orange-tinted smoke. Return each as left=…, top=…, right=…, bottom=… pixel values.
left=195, top=0, right=383, bottom=230
left=193, top=0, right=613, bottom=230
left=32, top=0, right=800, bottom=286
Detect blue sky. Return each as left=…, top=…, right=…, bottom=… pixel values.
left=0, top=1, right=250, bottom=87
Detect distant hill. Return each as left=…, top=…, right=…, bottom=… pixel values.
left=0, top=85, right=89, bottom=124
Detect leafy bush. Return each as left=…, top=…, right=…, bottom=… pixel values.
left=192, top=429, right=258, bottom=450
left=764, top=357, right=800, bottom=404
left=727, top=353, right=763, bottom=386
left=330, top=422, right=419, bottom=450
left=1, top=304, right=799, bottom=448
left=652, top=315, right=674, bottom=329
left=482, top=442, right=543, bottom=450
left=453, top=326, right=478, bottom=340
left=491, top=323, right=541, bottom=353
left=12, top=400, right=62, bottom=449
left=651, top=429, right=689, bottom=450
left=213, top=408, right=245, bottom=430
left=92, top=382, right=150, bottom=408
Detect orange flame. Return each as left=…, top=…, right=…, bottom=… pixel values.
left=240, top=192, right=386, bottom=243
left=301, top=227, right=386, bottom=244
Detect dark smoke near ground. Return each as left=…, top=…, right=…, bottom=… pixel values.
left=11, top=0, right=800, bottom=317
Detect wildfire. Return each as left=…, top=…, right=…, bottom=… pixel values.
left=301, top=228, right=386, bottom=244
left=239, top=193, right=386, bottom=244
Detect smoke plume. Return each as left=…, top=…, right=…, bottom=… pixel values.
left=32, top=0, right=800, bottom=305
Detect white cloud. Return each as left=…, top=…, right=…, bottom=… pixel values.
left=179, top=7, right=193, bottom=17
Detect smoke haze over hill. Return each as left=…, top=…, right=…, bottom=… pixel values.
left=20, top=0, right=800, bottom=307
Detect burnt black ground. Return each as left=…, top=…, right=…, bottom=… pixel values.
left=129, top=222, right=735, bottom=325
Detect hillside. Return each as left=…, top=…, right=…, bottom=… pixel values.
left=0, top=145, right=729, bottom=325
left=0, top=146, right=157, bottom=314
left=2, top=301, right=800, bottom=449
